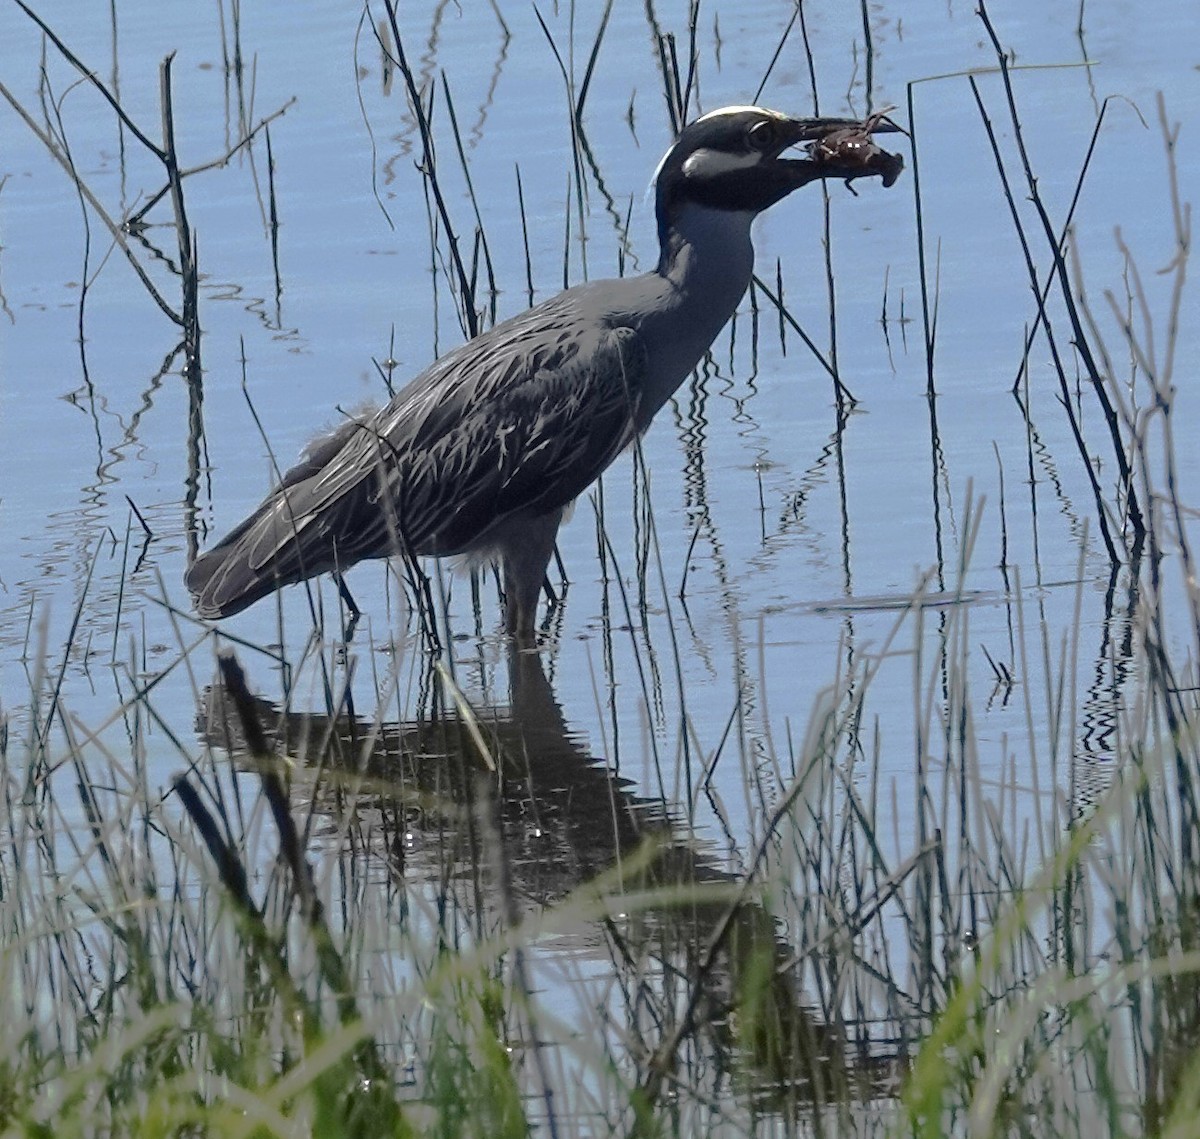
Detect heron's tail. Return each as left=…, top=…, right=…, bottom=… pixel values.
left=186, top=495, right=324, bottom=619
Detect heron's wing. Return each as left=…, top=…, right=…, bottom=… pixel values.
left=239, top=313, right=648, bottom=575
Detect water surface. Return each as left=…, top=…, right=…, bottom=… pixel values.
left=1, top=0, right=1197, bottom=1122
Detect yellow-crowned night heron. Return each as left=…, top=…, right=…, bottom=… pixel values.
left=187, top=106, right=902, bottom=642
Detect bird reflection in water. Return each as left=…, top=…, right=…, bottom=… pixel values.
left=194, top=645, right=902, bottom=1105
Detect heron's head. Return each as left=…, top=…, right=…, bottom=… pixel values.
left=652, top=105, right=899, bottom=247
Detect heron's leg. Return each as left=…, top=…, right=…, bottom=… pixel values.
left=498, top=512, right=562, bottom=646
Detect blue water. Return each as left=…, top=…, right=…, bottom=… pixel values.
left=1, top=2, right=1198, bottom=1107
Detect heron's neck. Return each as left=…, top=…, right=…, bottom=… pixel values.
left=657, top=202, right=756, bottom=299
left=633, top=203, right=756, bottom=421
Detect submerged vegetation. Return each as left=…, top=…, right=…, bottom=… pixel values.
left=1, top=0, right=1197, bottom=1135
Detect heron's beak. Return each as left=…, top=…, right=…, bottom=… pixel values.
left=780, top=112, right=905, bottom=146
left=774, top=112, right=906, bottom=190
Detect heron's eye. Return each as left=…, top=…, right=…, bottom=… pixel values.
left=748, top=119, right=778, bottom=151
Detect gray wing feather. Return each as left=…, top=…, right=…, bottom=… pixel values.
left=188, top=302, right=648, bottom=615
left=309, top=319, right=647, bottom=560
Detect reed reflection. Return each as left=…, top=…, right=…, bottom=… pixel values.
left=198, top=643, right=894, bottom=1105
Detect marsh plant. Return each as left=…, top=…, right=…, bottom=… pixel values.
left=1, top=0, right=1197, bottom=1136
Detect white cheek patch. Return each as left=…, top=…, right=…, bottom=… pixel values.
left=681, top=147, right=760, bottom=179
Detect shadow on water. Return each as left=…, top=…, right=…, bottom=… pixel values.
left=196, top=643, right=902, bottom=1108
